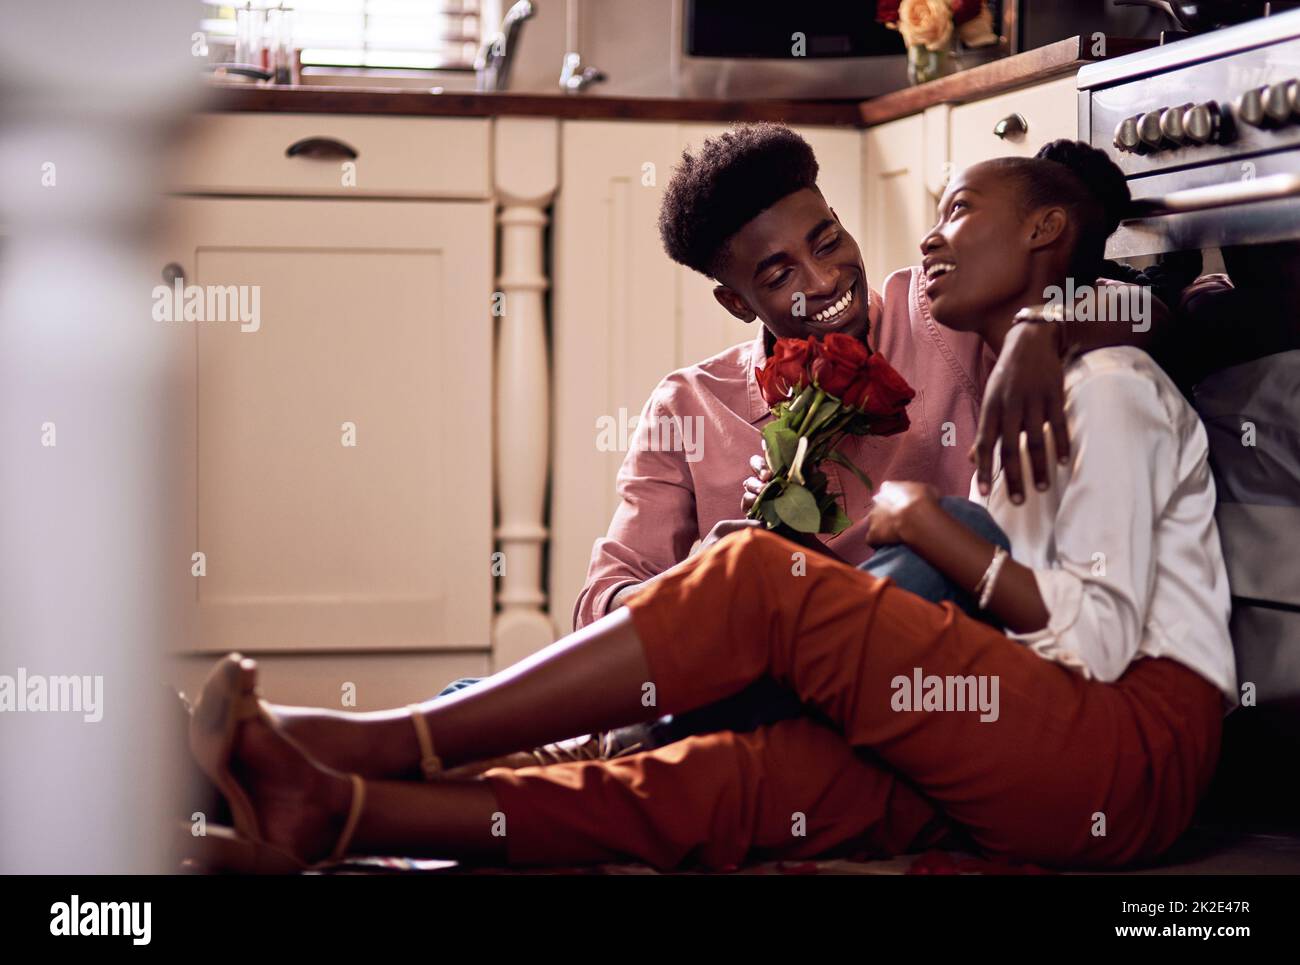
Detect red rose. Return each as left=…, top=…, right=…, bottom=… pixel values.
left=950, top=0, right=984, bottom=26
left=876, top=0, right=902, bottom=24
left=868, top=409, right=911, bottom=436
left=809, top=333, right=871, bottom=401
left=756, top=337, right=813, bottom=405
left=854, top=353, right=916, bottom=416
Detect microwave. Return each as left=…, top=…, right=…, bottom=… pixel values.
left=672, top=0, right=912, bottom=99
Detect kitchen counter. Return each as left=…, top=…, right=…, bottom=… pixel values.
left=208, top=36, right=1154, bottom=129
left=856, top=35, right=1153, bottom=125
left=206, top=85, right=866, bottom=127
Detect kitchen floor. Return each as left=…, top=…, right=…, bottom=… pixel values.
left=329, top=824, right=1300, bottom=875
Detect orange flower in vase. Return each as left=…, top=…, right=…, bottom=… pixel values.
left=880, top=0, right=999, bottom=86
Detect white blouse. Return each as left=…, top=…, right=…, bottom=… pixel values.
left=972, top=346, right=1238, bottom=711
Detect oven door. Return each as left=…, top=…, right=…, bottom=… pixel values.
left=1111, top=151, right=1300, bottom=752
left=1107, top=151, right=1300, bottom=259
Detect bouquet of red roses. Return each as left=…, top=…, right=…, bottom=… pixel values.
left=749, top=334, right=915, bottom=535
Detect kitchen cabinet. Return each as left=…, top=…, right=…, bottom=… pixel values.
left=862, top=112, right=933, bottom=290
left=172, top=113, right=491, bottom=199
left=948, top=75, right=1080, bottom=170
left=161, top=114, right=506, bottom=708
left=163, top=196, right=495, bottom=655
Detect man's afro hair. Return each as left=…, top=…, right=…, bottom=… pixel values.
left=657, top=123, right=820, bottom=280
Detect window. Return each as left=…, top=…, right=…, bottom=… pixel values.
left=200, top=1, right=490, bottom=71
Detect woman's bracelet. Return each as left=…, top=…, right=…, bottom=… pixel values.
left=1013, top=305, right=1067, bottom=355
left=974, top=546, right=1010, bottom=610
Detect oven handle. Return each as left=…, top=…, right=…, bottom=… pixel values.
left=1125, top=173, right=1300, bottom=220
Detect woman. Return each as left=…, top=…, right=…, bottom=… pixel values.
left=189, top=141, right=1235, bottom=871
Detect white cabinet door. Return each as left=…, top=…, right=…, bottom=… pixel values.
left=548, top=120, right=862, bottom=634
left=863, top=112, right=932, bottom=288
left=162, top=197, right=494, bottom=655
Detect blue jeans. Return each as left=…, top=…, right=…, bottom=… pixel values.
left=436, top=497, right=1011, bottom=750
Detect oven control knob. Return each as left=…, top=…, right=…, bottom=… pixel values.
left=1285, top=78, right=1300, bottom=118
left=1113, top=115, right=1142, bottom=152
left=1264, top=81, right=1293, bottom=125
left=1234, top=86, right=1267, bottom=127
left=1159, top=103, right=1194, bottom=145
left=1185, top=101, right=1227, bottom=144
left=1137, top=110, right=1166, bottom=150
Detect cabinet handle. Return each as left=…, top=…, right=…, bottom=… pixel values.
left=161, top=262, right=185, bottom=285
left=285, top=136, right=359, bottom=160
left=993, top=113, right=1028, bottom=140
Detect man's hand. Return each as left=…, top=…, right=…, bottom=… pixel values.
left=865, top=481, right=940, bottom=547
left=970, top=322, right=1069, bottom=503
left=741, top=450, right=849, bottom=563
left=741, top=452, right=773, bottom=515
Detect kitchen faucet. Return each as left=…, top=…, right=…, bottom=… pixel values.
left=475, top=0, right=535, bottom=92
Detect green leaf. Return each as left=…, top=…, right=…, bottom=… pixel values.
left=761, top=422, right=785, bottom=474
left=762, top=423, right=799, bottom=475
left=823, top=500, right=852, bottom=535
left=772, top=483, right=821, bottom=533
left=826, top=449, right=874, bottom=493
left=760, top=499, right=781, bottom=528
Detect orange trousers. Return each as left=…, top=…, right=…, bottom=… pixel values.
left=485, top=528, right=1223, bottom=870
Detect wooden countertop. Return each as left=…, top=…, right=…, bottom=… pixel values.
left=207, top=84, right=866, bottom=126
left=856, top=35, right=1153, bottom=124
left=208, top=36, right=1155, bottom=129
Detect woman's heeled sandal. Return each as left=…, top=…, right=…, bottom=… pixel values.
left=188, top=653, right=367, bottom=871
left=407, top=704, right=443, bottom=780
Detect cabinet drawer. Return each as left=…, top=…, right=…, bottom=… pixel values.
left=172, top=113, right=491, bottom=199
left=949, top=75, right=1079, bottom=171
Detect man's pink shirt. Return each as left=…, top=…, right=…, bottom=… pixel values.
left=573, top=267, right=997, bottom=629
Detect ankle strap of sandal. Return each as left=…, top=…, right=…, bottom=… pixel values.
left=328, top=774, right=367, bottom=864
left=407, top=705, right=443, bottom=780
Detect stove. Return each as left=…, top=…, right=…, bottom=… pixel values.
left=1080, top=11, right=1300, bottom=762
left=1079, top=8, right=1300, bottom=257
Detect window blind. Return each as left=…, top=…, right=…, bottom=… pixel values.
left=200, top=0, right=486, bottom=70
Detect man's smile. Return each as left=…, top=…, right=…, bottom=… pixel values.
left=804, top=278, right=866, bottom=334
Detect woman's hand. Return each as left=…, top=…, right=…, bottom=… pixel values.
left=865, top=481, right=940, bottom=547
left=970, top=321, right=1069, bottom=503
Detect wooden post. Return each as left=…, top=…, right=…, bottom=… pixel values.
left=491, top=118, right=559, bottom=668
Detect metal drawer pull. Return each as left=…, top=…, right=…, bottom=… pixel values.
left=285, top=136, right=360, bottom=160
left=1126, top=173, right=1300, bottom=218
left=993, top=113, right=1028, bottom=139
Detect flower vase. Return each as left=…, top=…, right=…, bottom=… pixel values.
left=907, top=44, right=954, bottom=86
